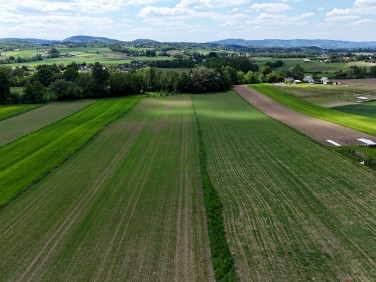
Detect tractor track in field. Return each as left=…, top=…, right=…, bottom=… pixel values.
left=234, top=85, right=376, bottom=147
left=18, top=118, right=146, bottom=281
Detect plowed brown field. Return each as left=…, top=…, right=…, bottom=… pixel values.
left=234, top=85, right=376, bottom=146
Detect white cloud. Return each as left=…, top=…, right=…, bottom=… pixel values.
left=347, top=18, right=376, bottom=26
left=251, top=3, right=291, bottom=12
left=180, top=0, right=249, bottom=7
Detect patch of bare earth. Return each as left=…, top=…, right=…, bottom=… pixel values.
left=234, top=85, right=376, bottom=147
left=333, top=78, right=376, bottom=86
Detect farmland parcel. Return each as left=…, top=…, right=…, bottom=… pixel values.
left=193, top=90, right=376, bottom=280
left=0, top=96, right=139, bottom=207
left=0, top=99, right=95, bottom=147
left=0, top=96, right=214, bottom=281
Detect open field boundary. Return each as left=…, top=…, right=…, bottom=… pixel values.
left=0, top=99, right=96, bottom=147
left=234, top=85, right=376, bottom=147
left=0, top=104, right=41, bottom=121
left=192, top=97, right=237, bottom=281
left=250, top=84, right=376, bottom=138
left=0, top=96, right=140, bottom=208
left=193, top=90, right=376, bottom=280
left=0, top=96, right=214, bottom=281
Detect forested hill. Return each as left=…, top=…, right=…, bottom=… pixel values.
left=211, top=39, right=376, bottom=49
left=0, top=36, right=119, bottom=44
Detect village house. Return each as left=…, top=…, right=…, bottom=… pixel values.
left=303, top=76, right=315, bottom=84
left=320, top=77, right=331, bottom=84
left=284, top=77, right=294, bottom=83
left=303, top=59, right=311, bottom=63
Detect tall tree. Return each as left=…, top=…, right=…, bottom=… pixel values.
left=0, top=71, right=11, bottom=104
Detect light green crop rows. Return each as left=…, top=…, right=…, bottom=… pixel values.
left=0, top=104, right=41, bottom=121
left=193, top=90, right=376, bottom=280
left=0, top=96, right=140, bottom=207
left=0, top=96, right=213, bottom=281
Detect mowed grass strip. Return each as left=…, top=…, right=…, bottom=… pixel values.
left=193, top=90, right=376, bottom=280
left=332, top=101, right=376, bottom=118
left=0, top=96, right=214, bottom=281
left=0, top=96, right=140, bottom=207
left=251, top=84, right=376, bottom=137
left=0, top=99, right=96, bottom=147
left=0, top=104, right=41, bottom=121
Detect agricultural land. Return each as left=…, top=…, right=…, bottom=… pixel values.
left=0, top=96, right=214, bottom=281
left=0, top=96, right=139, bottom=207
left=193, top=90, right=376, bottom=280
left=0, top=99, right=95, bottom=146
left=0, top=104, right=40, bottom=121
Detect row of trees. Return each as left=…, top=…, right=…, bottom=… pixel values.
left=1, top=63, right=246, bottom=104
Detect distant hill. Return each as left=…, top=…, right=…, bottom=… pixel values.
left=132, top=39, right=158, bottom=43
left=210, top=39, right=376, bottom=49
left=0, top=38, right=58, bottom=44
left=62, top=36, right=120, bottom=43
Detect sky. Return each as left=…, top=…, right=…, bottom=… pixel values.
left=0, top=0, right=375, bottom=42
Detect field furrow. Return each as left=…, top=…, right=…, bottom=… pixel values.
left=0, top=99, right=96, bottom=147
left=0, top=96, right=214, bottom=281
left=193, top=90, right=376, bottom=280
left=0, top=96, right=139, bottom=207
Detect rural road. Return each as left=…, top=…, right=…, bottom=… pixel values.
left=234, top=85, right=376, bottom=147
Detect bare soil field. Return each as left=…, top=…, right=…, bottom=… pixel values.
left=0, top=99, right=96, bottom=147
left=347, top=62, right=376, bottom=67
left=234, top=85, right=376, bottom=146
left=333, top=78, right=376, bottom=86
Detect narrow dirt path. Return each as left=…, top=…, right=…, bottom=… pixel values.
left=234, top=85, right=376, bottom=146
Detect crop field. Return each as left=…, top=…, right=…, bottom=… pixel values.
left=0, top=99, right=95, bottom=147
left=273, top=84, right=376, bottom=107
left=254, top=57, right=349, bottom=74
left=0, top=47, right=176, bottom=67
left=193, top=90, right=376, bottom=280
left=0, top=96, right=139, bottom=207
left=0, top=96, right=214, bottom=281
left=253, top=84, right=376, bottom=137
left=332, top=101, right=376, bottom=118
left=0, top=104, right=40, bottom=121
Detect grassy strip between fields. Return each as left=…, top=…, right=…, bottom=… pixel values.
left=251, top=84, right=376, bottom=137
left=332, top=101, right=376, bottom=118
left=192, top=97, right=237, bottom=281
left=0, top=96, right=140, bottom=208
left=330, top=146, right=376, bottom=173
left=0, top=104, right=41, bottom=121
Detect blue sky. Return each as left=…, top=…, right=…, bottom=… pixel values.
left=0, top=0, right=375, bottom=42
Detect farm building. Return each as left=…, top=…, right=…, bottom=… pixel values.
left=320, top=77, right=331, bottom=84
left=303, top=76, right=315, bottom=84
left=284, top=77, right=294, bottom=83
left=356, top=96, right=370, bottom=103
left=303, top=59, right=311, bottom=63
left=293, top=80, right=302, bottom=84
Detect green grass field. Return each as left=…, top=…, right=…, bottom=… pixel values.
left=193, top=90, right=376, bottom=280
left=0, top=104, right=41, bottom=121
left=252, top=84, right=376, bottom=137
left=0, top=47, right=177, bottom=67
left=273, top=84, right=376, bottom=108
left=0, top=99, right=96, bottom=147
left=332, top=101, right=376, bottom=118
left=254, top=57, right=350, bottom=75
left=0, top=96, right=139, bottom=207
left=0, top=96, right=213, bottom=281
